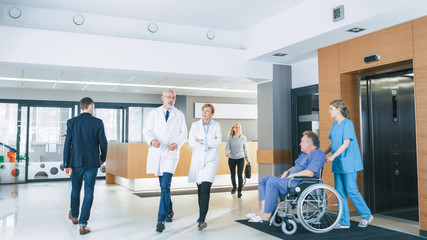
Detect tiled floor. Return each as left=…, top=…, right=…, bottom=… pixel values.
left=0, top=180, right=423, bottom=240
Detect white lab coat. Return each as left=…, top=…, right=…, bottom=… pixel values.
left=143, top=106, right=188, bottom=176
left=188, top=119, right=222, bottom=183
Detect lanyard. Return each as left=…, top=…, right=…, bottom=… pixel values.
left=203, top=122, right=210, bottom=151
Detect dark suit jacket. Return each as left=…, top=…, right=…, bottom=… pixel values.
left=63, top=112, right=108, bottom=168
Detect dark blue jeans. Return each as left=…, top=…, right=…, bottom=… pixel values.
left=158, top=172, right=173, bottom=221
left=70, top=167, right=98, bottom=226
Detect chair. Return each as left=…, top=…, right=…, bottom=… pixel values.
left=269, top=176, right=343, bottom=235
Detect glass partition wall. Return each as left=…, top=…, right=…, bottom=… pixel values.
left=0, top=103, right=25, bottom=183
left=0, top=100, right=159, bottom=184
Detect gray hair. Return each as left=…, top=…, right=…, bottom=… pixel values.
left=162, top=88, right=176, bottom=96
left=303, top=131, right=320, bottom=148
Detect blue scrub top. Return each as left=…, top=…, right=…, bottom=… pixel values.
left=328, top=118, right=363, bottom=173
left=289, top=149, right=326, bottom=178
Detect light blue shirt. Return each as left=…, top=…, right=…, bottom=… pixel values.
left=202, top=120, right=212, bottom=152
left=328, top=118, right=363, bottom=173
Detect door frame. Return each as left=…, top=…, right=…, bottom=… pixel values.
left=291, top=84, right=319, bottom=160
left=360, top=68, right=416, bottom=213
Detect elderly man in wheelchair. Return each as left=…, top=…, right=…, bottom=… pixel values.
left=247, top=131, right=343, bottom=235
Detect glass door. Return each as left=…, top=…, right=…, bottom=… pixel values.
left=128, top=106, right=156, bottom=142
left=26, top=106, right=73, bottom=180
left=0, top=103, right=25, bottom=184
left=93, top=107, right=124, bottom=176
left=94, top=108, right=123, bottom=143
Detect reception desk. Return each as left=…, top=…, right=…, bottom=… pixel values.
left=106, top=142, right=258, bottom=191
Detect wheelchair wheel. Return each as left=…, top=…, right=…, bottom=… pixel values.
left=281, top=219, right=297, bottom=235
left=296, top=183, right=342, bottom=233
left=272, top=215, right=283, bottom=227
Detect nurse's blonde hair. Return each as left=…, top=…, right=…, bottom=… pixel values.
left=229, top=122, right=243, bottom=138
left=330, top=99, right=350, bottom=119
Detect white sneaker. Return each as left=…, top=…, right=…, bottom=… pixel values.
left=334, top=223, right=350, bottom=229
left=245, top=213, right=256, bottom=218
left=358, top=215, right=374, bottom=227
left=248, top=216, right=263, bottom=223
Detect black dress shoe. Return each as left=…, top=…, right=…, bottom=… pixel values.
left=79, top=226, right=91, bottom=235
left=198, top=221, right=207, bottom=231
left=68, top=210, right=78, bottom=225
left=237, top=192, right=242, bottom=198
left=166, top=210, right=174, bottom=222
left=156, top=221, right=165, bottom=233
left=231, top=187, right=236, bottom=194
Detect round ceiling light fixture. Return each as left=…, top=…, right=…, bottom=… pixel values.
left=147, top=23, right=158, bottom=33
left=8, top=7, right=22, bottom=19
left=206, top=31, right=215, bottom=40
left=73, top=15, right=85, bottom=25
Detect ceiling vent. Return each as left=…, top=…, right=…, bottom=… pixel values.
left=346, top=27, right=366, bottom=33
left=273, top=53, right=287, bottom=57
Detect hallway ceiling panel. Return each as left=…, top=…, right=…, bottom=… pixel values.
left=60, top=71, right=101, bottom=82
left=0, top=80, right=23, bottom=88
left=22, top=81, right=56, bottom=89
left=53, top=82, right=86, bottom=91
left=0, top=0, right=426, bottom=98
left=23, top=69, right=63, bottom=80
left=0, top=67, right=22, bottom=78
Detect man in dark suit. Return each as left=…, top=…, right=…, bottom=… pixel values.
left=63, top=97, right=108, bottom=235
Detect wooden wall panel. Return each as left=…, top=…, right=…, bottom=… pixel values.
left=340, top=73, right=365, bottom=194
left=256, top=149, right=292, bottom=164
left=413, top=16, right=427, bottom=231
left=339, top=22, right=414, bottom=73
left=414, top=66, right=427, bottom=229
left=318, top=45, right=341, bottom=187
left=413, top=17, right=427, bottom=68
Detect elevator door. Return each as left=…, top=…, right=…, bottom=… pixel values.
left=361, top=69, right=418, bottom=216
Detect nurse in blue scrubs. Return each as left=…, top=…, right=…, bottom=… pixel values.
left=324, top=99, right=373, bottom=229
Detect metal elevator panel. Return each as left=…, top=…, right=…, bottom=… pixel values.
left=360, top=69, right=418, bottom=214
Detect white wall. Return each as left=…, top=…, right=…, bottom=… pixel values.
left=291, top=56, right=319, bottom=89
left=186, top=96, right=257, bottom=142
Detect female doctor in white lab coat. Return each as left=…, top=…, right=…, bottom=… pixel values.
left=188, top=103, right=222, bottom=231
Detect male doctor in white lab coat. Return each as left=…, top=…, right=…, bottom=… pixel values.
left=143, top=89, right=188, bottom=233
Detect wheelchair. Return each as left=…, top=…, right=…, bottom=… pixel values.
left=269, top=176, right=343, bottom=235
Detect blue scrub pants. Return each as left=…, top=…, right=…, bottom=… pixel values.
left=258, top=176, right=290, bottom=213
left=334, top=172, right=371, bottom=226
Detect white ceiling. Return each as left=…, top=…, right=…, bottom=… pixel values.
left=0, top=0, right=304, bottom=31
left=0, top=0, right=426, bottom=98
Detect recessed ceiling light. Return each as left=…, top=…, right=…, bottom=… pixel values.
left=206, top=31, right=215, bottom=40
left=8, top=7, right=21, bottom=19
left=346, top=27, right=366, bottom=33
left=273, top=53, right=287, bottom=57
left=148, top=23, right=158, bottom=33
left=73, top=15, right=85, bottom=25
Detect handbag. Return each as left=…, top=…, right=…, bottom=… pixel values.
left=244, top=164, right=252, bottom=179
